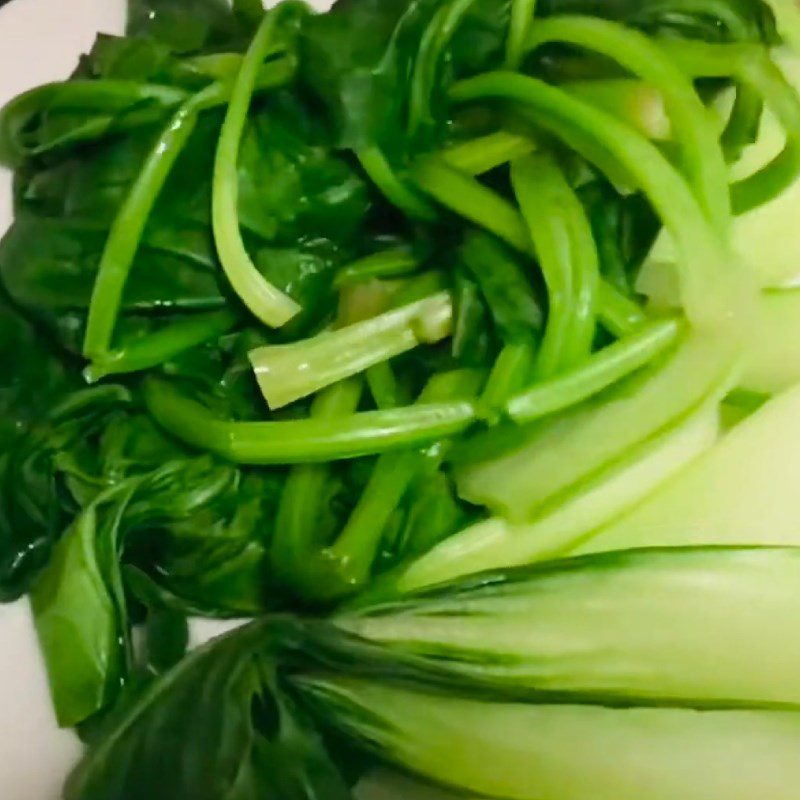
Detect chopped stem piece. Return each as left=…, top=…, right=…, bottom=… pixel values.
left=249, top=293, right=453, bottom=409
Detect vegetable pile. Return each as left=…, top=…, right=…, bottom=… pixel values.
left=4, top=0, right=800, bottom=797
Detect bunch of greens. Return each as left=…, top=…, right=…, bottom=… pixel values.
left=4, top=0, right=800, bottom=796
left=66, top=547, right=800, bottom=800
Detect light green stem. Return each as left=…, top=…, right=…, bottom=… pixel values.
left=507, top=318, right=683, bottom=423
left=597, top=281, right=648, bottom=336
left=513, top=153, right=598, bottom=376
left=82, top=82, right=226, bottom=359
left=408, top=0, right=480, bottom=138
left=84, top=310, right=237, bottom=382
left=143, top=378, right=476, bottom=465
left=506, top=0, right=538, bottom=68
left=512, top=156, right=574, bottom=379
left=440, top=130, right=536, bottom=175
left=661, top=39, right=800, bottom=214
left=411, top=156, right=529, bottom=251
left=411, top=153, right=647, bottom=344
left=271, top=380, right=363, bottom=591
left=212, top=7, right=304, bottom=328
left=249, top=293, right=453, bottom=409
left=479, top=340, right=537, bottom=421
left=356, top=147, right=438, bottom=220
left=334, top=249, right=419, bottom=288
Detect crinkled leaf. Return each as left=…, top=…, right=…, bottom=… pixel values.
left=0, top=386, right=132, bottom=601
left=65, top=619, right=354, bottom=800
left=127, top=0, right=244, bottom=54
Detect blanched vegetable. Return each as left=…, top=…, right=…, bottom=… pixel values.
left=456, top=333, right=733, bottom=522
left=643, top=48, right=800, bottom=290
left=211, top=4, right=307, bottom=328
left=386, top=398, right=720, bottom=590
left=5, top=0, right=800, bottom=796
left=249, top=293, right=453, bottom=409
left=343, top=547, right=800, bottom=706
left=301, top=678, right=800, bottom=800
left=576, top=380, right=800, bottom=555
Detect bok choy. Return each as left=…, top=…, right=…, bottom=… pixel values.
left=2, top=0, right=800, bottom=796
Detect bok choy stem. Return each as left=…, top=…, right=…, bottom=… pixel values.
left=763, top=0, right=800, bottom=55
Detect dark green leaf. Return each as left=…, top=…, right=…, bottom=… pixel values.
left=0, top=289, right=71, bottom=449
left=0, top=216, right=224, bottom=352
left=127, top=0, right=244, bottom=54
left=0, top=80, right=185, bottom=166
left=300, top=0, right=438, bottom=151
left=31, top=481, right=141, bottom=727
left=0, top=386, right=132, bottom=602
left=145, top=608, right=189, bottom=674
left=238, top=94, right=370, bottom=245
left=458, top=231, right=543, bottom=344
left=81, top=34, right=175, bottom=82
left=65, top=619, right=354, bottom=800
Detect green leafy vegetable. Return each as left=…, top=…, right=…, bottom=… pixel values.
left=212, top=4, right=308, bottom=328
left=65, top=619, right=354, bottom=800
left=5, top=0, right=800, bottom=796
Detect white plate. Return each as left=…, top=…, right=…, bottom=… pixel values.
left=0, top=3, right=467, bottom=798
